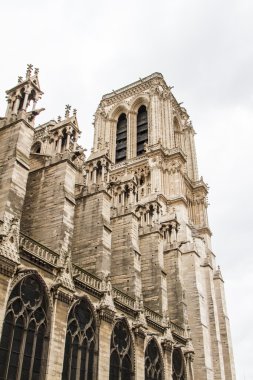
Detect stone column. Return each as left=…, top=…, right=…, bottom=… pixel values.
left=0, top=261, right=17, bottom=337
left=22, top=91, right=30, bottom=111
left=97, top=288, right=115, bottom=380
left=57, top=136, right=62, bottom=154
left=45, top=287, right=73, bottom=379
left=162, top=339, right=174, bottom=379
left=133, top=328, right=146, bottom=380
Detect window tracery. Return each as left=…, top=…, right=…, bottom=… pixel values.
left=0, top=275, right=49, bottom=380
left=145, top=339, right=163, bottom=380
left=109, top=320, right=133, bottom=380
left=62, top=298, right=96, bottom=380
left=172, top=348, right=185, bottom=380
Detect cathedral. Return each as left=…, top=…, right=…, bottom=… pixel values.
left=0, top=65, right=236, bottom=380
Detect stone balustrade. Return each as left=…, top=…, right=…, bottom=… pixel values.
left=19, top=233, right=59, bottom=265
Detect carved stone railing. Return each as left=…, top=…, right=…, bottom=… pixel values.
left=144, top=307, right=164, bottom=325
left=72, top=264, right=102, bottom=292
left=170, top=321, right=185, bottom=337
left=19, top=233, right=59, bottom=266
left=112, top=287, right=137, bottom=309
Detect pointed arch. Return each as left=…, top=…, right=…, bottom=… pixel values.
left=145, top=338, right=164, bottom=380
left=109, top=318, right=134, bottom=380
left=31, top=141, right=42, bottom=154
left=129, top=95, right=150, bottom=113
left=0, top=273, right=50, bottom=380
left=62, top=297, right=97, bottom=380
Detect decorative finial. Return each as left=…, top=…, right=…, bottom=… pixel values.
left=65, top=104, right=71, bottom=118
left=73, top=108, right=77, bottom=116
left=57, top=116, right=62, bottom=122
left=34, top=67, right=39, bottom=75
left=26, top=64, right=33, bottom=78
left=18, top=76, right=23, bottom=83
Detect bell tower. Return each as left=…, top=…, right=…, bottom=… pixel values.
left=90, top=73, right=236, bottom=380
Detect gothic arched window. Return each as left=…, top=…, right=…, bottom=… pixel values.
left=0, top=275, right=49, bottom=380
left=109, top=320, right=133, bottom=380
left=116, top=113, right=127, bottom=163
left=137, top=105, right=148, bottom=156
left=172, top=348, right=185, bottom=380
left=62, top=299, right=96, bottom=380
left=145, top=339, right=163, bottom=380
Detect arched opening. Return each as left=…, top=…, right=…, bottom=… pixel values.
left=137, top=105, right=148, bottom=156
left=31, top=141, right=42, bottom=154
left=0, top=274, right=50, bottom=380
left=172, top=348, right=185, bottom=380
left=61, top=129, right=68, bottom=152
left=145, top=339, right=163, bottom=380
left=115, top=113, right=127, bottom=163
left=96, top=161, right=103, bottom=184
left=62, top=298, right=97, bottom=380
left=109, top=320, right=134, bottom=380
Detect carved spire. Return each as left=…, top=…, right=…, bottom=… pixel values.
left=26, top=64, right=33, bottom=78
left=65, top=104, right=71, bottom=118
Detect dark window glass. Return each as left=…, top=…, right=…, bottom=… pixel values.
left=116, top=113, right=127, bottom=163
left=137, top=105, right=148, bottom=156
left=62, top=299, right=96, bottom=380
left=109, top=320, right=133, bottom=380
left=145, top=339, right=162, bottom=380
left=0, top=275, right=49, bottom=380
left=172, top=348, right=185, bottom=380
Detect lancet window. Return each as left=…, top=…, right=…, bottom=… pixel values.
left=115, top=113, right=127, bottom=163
left=0, top=275, right=49, bottom=380
left=109, top=320, right=133, bottom=380
left=137, top=105, right=148, bottom=156
left=172, top=348, right=185, bottom=380
left=145, top=339, right=163, bottom=380
left=62, top=299, right=96, bottom=380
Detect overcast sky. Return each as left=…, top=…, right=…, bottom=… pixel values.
left=1, top=0, right=252, bottom=378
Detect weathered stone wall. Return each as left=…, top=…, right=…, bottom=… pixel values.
left=110, top=211, right=141, bottom=297
left=72, top=189, right=112, bottom=277
left=139, top=230, right=167, bottom=314
left=21, top=159, right=76, bottom=254
left=0, top=121, right=34, bottom=223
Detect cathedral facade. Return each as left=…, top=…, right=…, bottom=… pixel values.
left=0, top=66, right=236, bottom=380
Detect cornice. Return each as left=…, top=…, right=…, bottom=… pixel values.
left=102, top=72, right=164, bottom=100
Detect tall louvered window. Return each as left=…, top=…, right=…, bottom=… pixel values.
left=145, top=339, right=163, bottom=380
left=115, top=113, right=127, bottom=163
left=137, top=105, right=148, bottom=156
left=109, top=320, right=133, bottom=380
left=62, top=299, right=96, bottom=380
left=172, top=348, right=185, bottom=380
left=0, top=275, right=49, bottom=380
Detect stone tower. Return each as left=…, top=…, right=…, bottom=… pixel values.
left=0, top=69, right=236, bottom=380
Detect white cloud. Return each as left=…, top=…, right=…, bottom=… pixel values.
left=0, top=0, right=252, bottom=376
